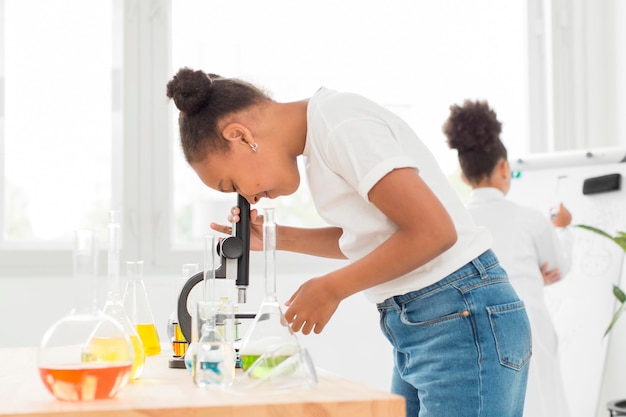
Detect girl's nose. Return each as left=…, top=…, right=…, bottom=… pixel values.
left=239, top=192, right=258, bottom=204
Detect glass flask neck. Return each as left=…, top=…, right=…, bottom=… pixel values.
left=126, top=261, right=144, bottom=282
left=73, top=229, right=99, bottom=314
left=107, top=210, right=122, bottom=299
left=203, top=235, right=217, bottom=302
left=263, top=208, right=277, bottom=303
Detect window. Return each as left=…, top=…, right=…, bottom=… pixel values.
left=3, top=0, right=603, bottom=276
left=0, top=0, right=120, bottom=275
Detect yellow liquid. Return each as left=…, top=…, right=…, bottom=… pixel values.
left=128, top=335, right=146, bottom=379
left=136, top=323, right=161, bottom=356
left=82, top=336, right=145, bottom=380
left=82, top=337, right=131, bottom=363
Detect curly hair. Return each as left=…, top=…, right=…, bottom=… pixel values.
left=443, top=100, right=507, bottom=184
left=166, top=67, right=271, bottom=164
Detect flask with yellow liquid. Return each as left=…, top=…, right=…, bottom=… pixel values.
left=99, top=210, right=146, bottom=379
left=123, top=260, right=161, bottom=356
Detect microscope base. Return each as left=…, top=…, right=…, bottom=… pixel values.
left=168, top=356, right=187, bottom=369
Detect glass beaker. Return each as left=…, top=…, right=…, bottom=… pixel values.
left=191, top=300, right=236, bottom=387
left=167, top=263, right=199, bottom=365
left=38, top=229, right=133, bottom=401
left=123, top=260, right=161, bottom=356
left=238, top=209, right=301, bottom=378
left=184, top=235, right=224, bottom=372
left=101, top=210, right=145, bottom=379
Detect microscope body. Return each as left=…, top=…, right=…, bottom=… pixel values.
left=174, top=195, right=254, bottom=367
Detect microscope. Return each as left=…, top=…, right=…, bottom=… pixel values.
left=170, top=195, right=255, bottom=369
left=170, top=197, right=317, bottom=390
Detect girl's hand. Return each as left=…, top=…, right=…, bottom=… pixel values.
left=540, top=262, right=562, bottom=285
left=210, top=206, right=264, bottom=251
left=284, top=276, right=342, bottom=335
left=550, top=202, right=572, bottom=228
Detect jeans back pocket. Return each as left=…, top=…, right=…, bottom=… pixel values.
left=487, top=301, right=532, bottom=370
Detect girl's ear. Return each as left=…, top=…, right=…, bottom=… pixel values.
left=497, top=158, right=510, bottom=179
left=221, top=123, right=247, bottom=144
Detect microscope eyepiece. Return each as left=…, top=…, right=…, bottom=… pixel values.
left=218, top=237, right=244, bottom=259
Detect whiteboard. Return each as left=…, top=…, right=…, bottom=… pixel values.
left=507, top=147, right=626, bottom=417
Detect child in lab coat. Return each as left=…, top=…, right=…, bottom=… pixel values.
left=444, top=99, right=573, bottom=417
left=167, top=68, right=531, bottom=417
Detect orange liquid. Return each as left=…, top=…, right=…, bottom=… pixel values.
left=39, top=364, right=131, bottom=401
left=136, top=323, right=161, bottom=356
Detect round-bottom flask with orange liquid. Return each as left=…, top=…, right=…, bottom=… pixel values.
left=38, top=311, right=133, bottom=401
left=38, top=229, right=132, bottom=401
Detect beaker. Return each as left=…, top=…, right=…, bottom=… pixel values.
left=101, top=210, right=145, bottom=379
left=167, top=263, right=199, bottom=366
left=185, top=236, right=235, bottom=387
left=123, top=260, right=161, bottom=356
left=239, top=208, right=300, bottom=378
left=191, top=300, right=236, bottom=387
left=38, top=229, right=132, bottom=401
left=184, top=236, right=217, bottom=370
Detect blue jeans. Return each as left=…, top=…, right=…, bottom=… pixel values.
left=377, top=250, right=531, bottom=417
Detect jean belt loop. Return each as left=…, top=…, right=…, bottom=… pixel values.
left=471, top=254, right=489, bottom=279
left=388, top=296, right=402, bottom=313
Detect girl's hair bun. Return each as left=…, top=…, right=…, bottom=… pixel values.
left=166, top=67, right=213, bottom=115
left=444, top=100, right=501, bottom=154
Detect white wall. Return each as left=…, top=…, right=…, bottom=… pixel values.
left=590, top=1, right=626, bottom=414
left=0, top=263, right=394, bottom=392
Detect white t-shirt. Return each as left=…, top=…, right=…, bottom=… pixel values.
left=303, top=87, right=492, bottom=303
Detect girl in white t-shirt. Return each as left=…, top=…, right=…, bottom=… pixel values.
left=167, top=68, right=531, bottom=417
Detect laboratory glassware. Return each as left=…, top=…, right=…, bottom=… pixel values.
left=38, top=229, right=132, bottom=401
left=101, top=210, right=145, bottom=379
left=123, top=260, right=161, bottom=356
left=236, top=208, right=317, bottom=390
left=168, top=263, right=199, bottom=368
left=192, top=300, right=236, bottom=387
left=176, top=195, right=252, bottom=351
left=183, top=237, right=219, bottom=372
left=184, top=236, right=236, bottom=385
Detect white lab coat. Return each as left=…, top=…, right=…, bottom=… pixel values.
left=466, top=187, right=573, bottom=417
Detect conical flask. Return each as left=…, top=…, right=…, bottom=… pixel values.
left=123, top=260, right=161, bottom=356
left=101, top=210, right=145, bottom=379
left=38, top=229, right=132, bottom=401
left=237, top=208, right=312, bottom=386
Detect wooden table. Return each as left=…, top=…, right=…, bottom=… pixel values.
left=0, top=347, right=404, bottom=417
